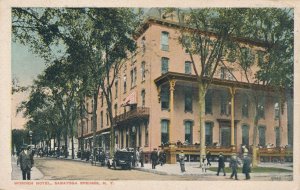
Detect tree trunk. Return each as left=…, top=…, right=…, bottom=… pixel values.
left=251, top=94, right=259, bottom=167
left=92, top=93, right=98, bottom=163
left=198, top=81, right=206, bottom=167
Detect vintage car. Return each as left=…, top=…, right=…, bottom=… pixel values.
left=107, top=150, right=134, bottom=170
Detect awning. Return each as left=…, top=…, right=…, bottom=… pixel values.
left=121, top=91, right=137, bottom=107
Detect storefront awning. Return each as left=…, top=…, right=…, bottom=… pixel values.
left=121, top=91, right=137, bottom=107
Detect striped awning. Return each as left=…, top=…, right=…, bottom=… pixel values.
left=121, top=91, right=137, bottom=106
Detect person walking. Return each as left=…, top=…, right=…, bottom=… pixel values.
left=201, top=156, right=208, bottom=173
left=178, top=150, right=186, bottom=172
left=216, top=152, right=226, bottom=176
left=242, top=154, right=251, bottom=180
left=229, top=153, right=240, bottom=180
left=139, top=147, right=144, bottom=167
left=18, top=144, right=34, bottom=180
left=150, top=148, right=158, bottom=169
left=135, top=148, right=140, bottom=167
left=206, top=150, right=212, bottom=166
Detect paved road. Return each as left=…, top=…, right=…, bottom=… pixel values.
left=34, top=157, right=203, bottom=180
left=11, top=157, right=293, bottom=181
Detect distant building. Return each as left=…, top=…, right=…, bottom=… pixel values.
left=77, top=9, right=293, bottom=163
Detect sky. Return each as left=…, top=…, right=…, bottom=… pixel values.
left=11, top=42, right=46, bottom=129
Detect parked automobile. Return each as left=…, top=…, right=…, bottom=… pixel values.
left=107, top=150, right=134, bottom=170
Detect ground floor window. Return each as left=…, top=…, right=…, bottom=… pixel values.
left=242, top=125, right=249, bottom=146
left=205, top=122, right=213, bottom=146
left=184, top=121, right=193, bottom=144
left=258, top=126, right=266, bottom=146
left=275, top=127, right=281, bottom=147
left=161, top=120, right=169, bottom=145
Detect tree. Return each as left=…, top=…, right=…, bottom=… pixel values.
left=12, top=8, right=141, bottom=158
left=226, top=8, right=294, bottom=166
left=176, top=8, right=293, bottom=167
left=176, top=8, right=250, bottom=165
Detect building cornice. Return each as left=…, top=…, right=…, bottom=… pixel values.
left=134, top=17, right=269, bottom=48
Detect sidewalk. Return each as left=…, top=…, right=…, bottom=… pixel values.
left=11, top=155, right=44, bottom=180
left=134, top=162, right=293, bottom=178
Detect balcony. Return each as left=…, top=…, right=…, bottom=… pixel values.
left=113, top=107, right=150, bottom=126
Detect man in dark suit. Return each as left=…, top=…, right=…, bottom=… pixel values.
left=216, top=152, right=226, bottom=176
left=18, top=144, right=34, bottom=180
left=150, top=148, right=158, bottom=169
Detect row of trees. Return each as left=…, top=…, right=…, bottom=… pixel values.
left=13, top=8, right=142, bottom=158
left=12, top=8, right=293, bottom=165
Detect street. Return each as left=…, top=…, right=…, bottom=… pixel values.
left=12, top=156, right=292, bottom=181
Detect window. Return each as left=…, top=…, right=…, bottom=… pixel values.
left=258, top=126, right=266, bottom=146
left=141, top=61, right=146, bottom=81
left=134, top=67, right=137, bottom=86
left=205, top=89, right=213, bottom=114
left=101, top=92, right=104, bottom=107
left=274, top=102, right=279, bottom=119
left=123, top=75, right=127, bottom=93
left=257, top=96, right=265, bottom=119
left=100, top=111, right=103, bottom=128
left=114, top=104, right=118, bottom=117
left=220, top=91, right=230, bottom=115
left=220, top=67, right=226, bottom=79
left=141, top=89, right=146, bottom=107
left=161, top=120, right=169, bottom=145
left=130, top=68, right=137, bottom=88
left=220, top=67, right=234, bottom=80
left=242, top=125, right=249, bottom=146
left=161, top=86, right=170, bottom=110
left=257, top=51, right=264, bottom=65
left=184, top=121, right=193, bottom=144
left=184, top=87, right=193, bottom=112
left=242, top=95, right=249, bottom=118
left=130, top=70, right=133, bottom=88
left=115, top=81, right=118, bottom=99
left=275, top=127, right=281, bottom=147
left=185, top=61, right=192, bottom=74
left=161, top=57, right=169, bottom=74
left=145, top=123, right=149, bottom=146
left=161, top=31, right=169, bottom=51
left=141, top=36, right=146, bottom=54
left=205, top=122, right=213, bottom=146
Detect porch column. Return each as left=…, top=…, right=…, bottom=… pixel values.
left=169, top=79, right=176, bottom=144
left=169, top=80, right=177, bottom=164
left=229, top=87, right=236, bottom=148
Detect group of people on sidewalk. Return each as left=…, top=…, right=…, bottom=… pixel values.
left=216, top=146, right=252, bottom=180
left=177, top=146, right=252, bottom=180
left=150, top=148, right=166, bottom=169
